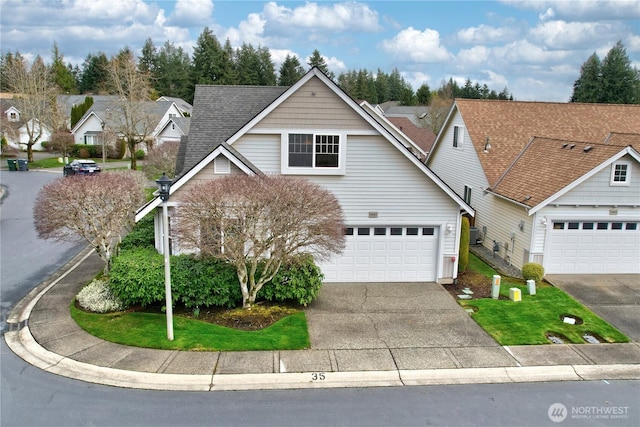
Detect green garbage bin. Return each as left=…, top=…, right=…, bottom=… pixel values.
left=6, top=159, right=17, bottom=171
left=17, top=159, right=28, bottom=171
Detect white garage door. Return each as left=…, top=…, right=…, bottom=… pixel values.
left=546, top=220, right=640, bottom=274
left=318, top=226, right=438, bottom=282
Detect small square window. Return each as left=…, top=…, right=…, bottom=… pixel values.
left=582, top=222, right=594, bottom=230
left=597, top=222, right=608, bottom=230
left=406, top=227, right=419, bottom=235
left=626, top=223, right=637, bottom=230
left=568, top=222, right=579, bottom=230
left=553, top=222, right=565, bottom=230
left=390, top=228, right=402, bottom=236
left=374, top=227, right=386, bottom=236
left=612, top=222, right=623, bottom=230
left=357, top=228, right=370, bottom=236
left=611, top=162, right=631, bottom=186
left=422, top=227, right=435, bottom=235
left=344, top=227, right=354, bottom=236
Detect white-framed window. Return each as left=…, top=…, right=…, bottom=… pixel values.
left=453, top=126, right=464, bottom=149
left=84, top=134, right=98, bottom=145
left=610, top=161, right=631, bottom=186
left=463, top=185, right=472, bottom=205
left=282, top=132, right=346, bottom=175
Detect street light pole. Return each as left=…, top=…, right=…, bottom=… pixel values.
left=156, top=173, right=174, bottom=341
left=101, top=121, right=106, bottom=165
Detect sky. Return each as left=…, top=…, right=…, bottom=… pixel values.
left=1, top=0, right=639, bottom=102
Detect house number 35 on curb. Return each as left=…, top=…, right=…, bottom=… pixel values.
left=311, top=372, right=326, bottom=381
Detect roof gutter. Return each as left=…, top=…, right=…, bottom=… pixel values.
left=484, top=188, right=532, bottom=213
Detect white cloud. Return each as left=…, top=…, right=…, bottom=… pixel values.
left=530, top=20, right=622, bottom=49
left=539, top=7, right=555, bottom=21
left=456, top=45, right=491, bottom=68
left=456, top=24, right=520, bottom=44
left=168, top=0, right=214, bottom=26
left=501, top=0, right=640, bottom=21
left=492, top=40, right=570, bottom=64
left=627, top=35, right=640, bottom=52
left=379, top=27, right=452, bottom=63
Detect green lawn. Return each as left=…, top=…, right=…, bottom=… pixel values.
left=71, top=303, right=310, bottom=351
left=460, top=255, right=629, bottom=345
left=28, top=156, right=131, bottom=169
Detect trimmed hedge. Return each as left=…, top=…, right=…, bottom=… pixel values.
left=458, top=216, right=470, bottom=272
left=119, top=215, right=156, bottom=250
left=259, top=254, right=324, bottom=306
left=522, top=262, right=545, bottom=283
left=109, top=247, right=324, bottom=309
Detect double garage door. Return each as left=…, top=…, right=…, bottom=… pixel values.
left=318, top=226, right=439, bottom=282
left=546, top=220, right=640, bottom=274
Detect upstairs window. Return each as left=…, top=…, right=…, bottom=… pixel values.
left=283, top=132, right=345, bottom=175
left=453, top=126, right=464, bottom=148
left=610, top=162, right=630, bottom=186
left=463, top=185, right=472, bottom=205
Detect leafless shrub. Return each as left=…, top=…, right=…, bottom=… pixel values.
left=143, top=140, right=180, bottom=180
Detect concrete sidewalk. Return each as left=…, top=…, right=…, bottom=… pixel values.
left=4, top=247, right=640, bottom=391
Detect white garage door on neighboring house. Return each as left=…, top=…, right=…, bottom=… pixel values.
left=318, top=226, right=439, bottom=282
left=546, top=220, right=640, bottom=274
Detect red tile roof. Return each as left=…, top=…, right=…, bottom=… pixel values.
left=455, top=99, right=640, bottom=186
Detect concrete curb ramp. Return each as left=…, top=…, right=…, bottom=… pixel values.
left=5, top=328, right=639, bottom=391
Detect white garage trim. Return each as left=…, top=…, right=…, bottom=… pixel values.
left=318, top=226, right=440, bottom=282
left=545, top=220, right=640, bottom=274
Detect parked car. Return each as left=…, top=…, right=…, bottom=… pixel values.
left=63, top=160, right=101, bottom=176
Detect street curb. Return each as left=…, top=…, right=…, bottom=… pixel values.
left=5, top=327, right=639, bottom=391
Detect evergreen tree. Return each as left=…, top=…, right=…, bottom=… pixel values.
left=79, top=52, right=109, bottom=94
left=234, top=43, right=260, bottom=85
left=50, top=42, right=77, bottom=93
left=278, top=54, right=305, bottom=86
left=307, top=49, right=334, bottom=80
left=191, top=27, right=225, bottom=86
left=600, top=41, right=639, bottom=104
left=570, top=53, right=602, bottom=102
left=416, top=83, right=432, bottom=105
left=139, top=38, right=157, bottom=75
left=220, top=38, right=237, bottom=85
left=155, top=41, right=192, bottom=99
left=256, top=45, right=276, bottom=86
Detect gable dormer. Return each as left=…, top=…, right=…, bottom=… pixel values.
left=5, top=106, right=20, bottom=122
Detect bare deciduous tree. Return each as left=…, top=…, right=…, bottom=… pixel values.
left=175, top=175, right=345, bottom=308
left=142, top=140, right=180, bottom=180
left=107, top=48, right=156, bottom=170
left=3, top=54, right=58, bottom=162
left=33, top=171, right=147, bottom=274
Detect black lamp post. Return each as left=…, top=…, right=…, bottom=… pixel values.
left=100, top=121, right=106, bottom=164
left=156, top=173, right=173, bottom=340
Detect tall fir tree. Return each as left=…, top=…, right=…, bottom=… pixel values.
left=50, top=42, right=77, bottom=94
left=278, top=54, right=305, bottom=86
left=570, top=53, right=602, bottom=102
left=307, top=49, right=334, bottom=80
left=600, top=41, right=639, bottom=104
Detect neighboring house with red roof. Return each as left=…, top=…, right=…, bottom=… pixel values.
left=137, top=67, right=474, bottom=284
left=427, top=99, right=640, bottom=275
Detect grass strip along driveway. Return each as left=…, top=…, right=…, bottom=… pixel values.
left=71, top=303, right=310, bottom=351
left=459, top=255, right=629, bottom=345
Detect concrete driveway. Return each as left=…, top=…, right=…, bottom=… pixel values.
left=546, top=274, right=640, bottom=342
left=305, top=282, right=499, bottom=350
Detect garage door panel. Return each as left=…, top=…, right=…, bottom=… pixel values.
left=318, top=226, right=438, bottom=282
left=547, top=221, right=640, bottom=274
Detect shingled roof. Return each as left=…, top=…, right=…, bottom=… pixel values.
left=491, top=138, right=638, bottom=210
left=387, top=116, right=436, bottom=153
left=453, top=99, right=640, bottom=186
left=176, top=85, right=288, bottom=176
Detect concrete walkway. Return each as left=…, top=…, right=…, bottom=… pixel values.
left=4, top=247, right=640, bottom=391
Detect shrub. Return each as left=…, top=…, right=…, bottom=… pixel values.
left=119, top=214, right=156, bottom=250
left=259, top=254, right=324, bottom=306
left=76, top=278, right=126, bottom=313
left=78, top=147, right=91, bottom=158
left=110, top=248, right=241, bottom=309
left=109, top=247, right=166, bottom=307
left=135, top=149, right=145, bottom=160
left=114, top=140, right=127, bottom=159
left=71, top=144, right=99, bottom=158
left=172, top=255, right=241, bottom=309
left=522, top=263, right=545, bottom=283
left=458, top=216, right=470, bottom=272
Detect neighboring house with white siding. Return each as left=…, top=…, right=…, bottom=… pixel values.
left=427, top=99, right=640, bottom=275
left=137, top=67, right=474, bottom=284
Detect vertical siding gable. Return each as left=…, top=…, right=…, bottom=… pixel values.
left=254, top=77, right=372, bottom=131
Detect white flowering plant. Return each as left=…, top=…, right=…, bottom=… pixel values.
left=76, top=278, right=126, bottom=313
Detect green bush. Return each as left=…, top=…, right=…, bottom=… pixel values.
left=522, top=262, right=545, bottom=283
left=119, top=215, right=156, bottom=250
left=458, top=216, right=470, bottom=272
left=135, top=149, right=145, bottom=160
left=76, top=278, right=126, bottom=313
left=259, top=254, right=324, bottom=306
left=171, top=256, right=241, bottom=309
left=109, top=248, right=241, bottom=309
left=109, top=247, right=166, bottom=307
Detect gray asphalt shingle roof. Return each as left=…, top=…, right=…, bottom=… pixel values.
left=177, top=84, right=288, bottom=176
